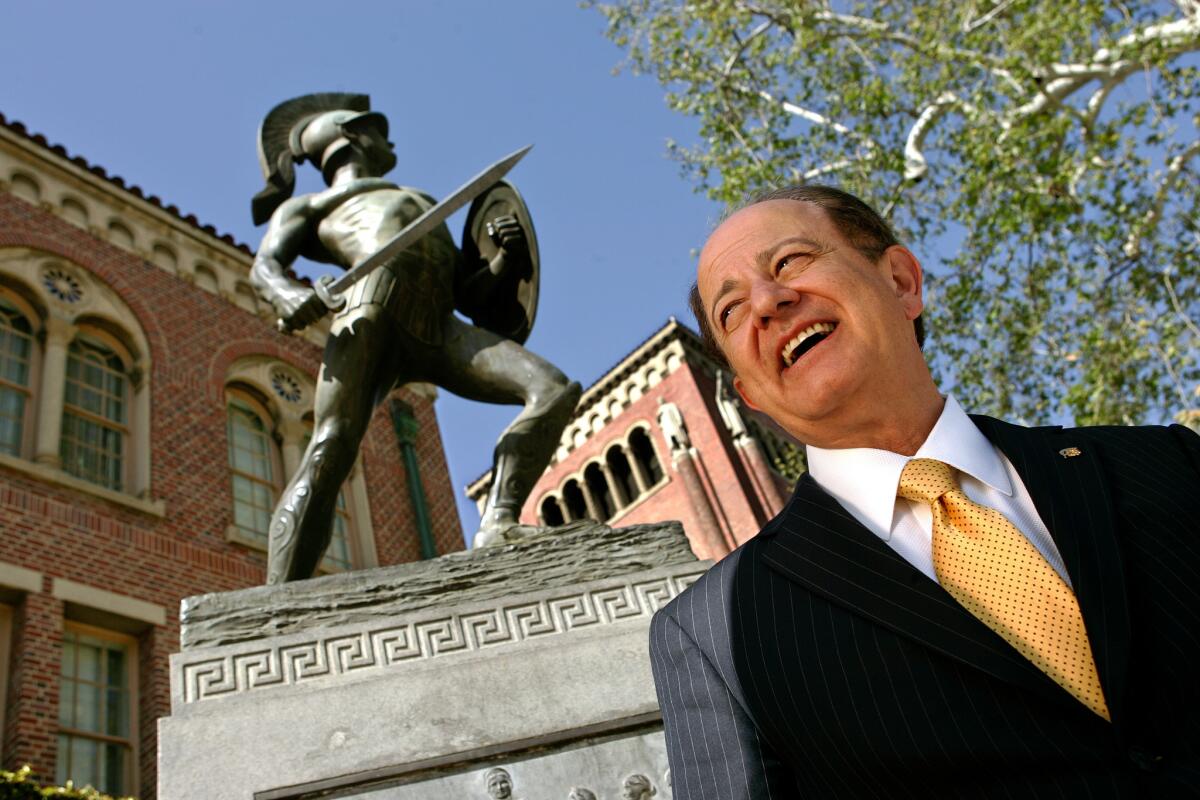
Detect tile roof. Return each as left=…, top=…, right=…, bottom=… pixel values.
left=0, top=111, right=254, bottom=256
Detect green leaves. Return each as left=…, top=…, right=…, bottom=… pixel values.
left=595, top=0, right=1200, bottom=425
left=0, top=766, right=133, bottom=800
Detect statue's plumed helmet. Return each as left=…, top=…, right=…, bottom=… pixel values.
left=295, top=109, right=389, bottom=171
left=251, top=93, right=389, bottom=225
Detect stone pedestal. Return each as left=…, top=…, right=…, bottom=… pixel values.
left=158, top=521, right=704, bottom=799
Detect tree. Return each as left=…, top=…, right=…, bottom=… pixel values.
left=594, top=0, right=1200, bottom=426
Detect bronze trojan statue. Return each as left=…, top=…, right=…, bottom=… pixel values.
left=249, top=93, right=579, bottom=583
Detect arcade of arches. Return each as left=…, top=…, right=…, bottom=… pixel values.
left=537, top=425, right=664, bottom=526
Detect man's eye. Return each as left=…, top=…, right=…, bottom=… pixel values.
left=719, top=301, right=742, bottom=330
left=776, top=252, right=813, bottom=274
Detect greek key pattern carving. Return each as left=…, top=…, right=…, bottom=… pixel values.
left=181, top=571, right=702, bottom=703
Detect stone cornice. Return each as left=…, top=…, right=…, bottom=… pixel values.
left=0, top=116, right=329, bottom=347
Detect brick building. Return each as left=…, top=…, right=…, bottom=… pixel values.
left=469, top=318, right=806, bottom=560
left=0, top=114, right=463, bottom=797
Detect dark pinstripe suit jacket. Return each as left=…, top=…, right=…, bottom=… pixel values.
left=650, top=417, right=1200, bottom=798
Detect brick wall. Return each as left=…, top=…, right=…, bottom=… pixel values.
left=523, top=351, right=783, bottom=560
left=3, top=589, right=61, bottom=779
left=0, top=190, right=462, bottom=796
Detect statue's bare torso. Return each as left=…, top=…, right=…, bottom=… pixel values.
left=283, top=179, right=459, bottom=342
left=295, top=178, right=454, bottom=268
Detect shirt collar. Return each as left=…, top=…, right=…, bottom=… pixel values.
left=806, top=396, right=1012, bottom=539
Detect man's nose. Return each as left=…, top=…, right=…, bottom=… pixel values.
left=749, top=279, right=798, bottom=329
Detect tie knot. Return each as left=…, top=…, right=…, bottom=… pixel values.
left=898, top=458, right=959, bottom=506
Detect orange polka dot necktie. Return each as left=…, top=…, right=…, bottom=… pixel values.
left=898, top=458, right=1110, bottom=721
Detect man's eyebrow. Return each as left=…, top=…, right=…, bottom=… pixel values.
left=753, top=236, right=826, bottom=271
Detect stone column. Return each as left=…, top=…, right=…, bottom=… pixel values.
left=130, top=363, right=152, bottom=496
left=672, top=450, right=731, bottom=561
left=601, top=462, right=629, bottom=509
left=34, top=316, right=76, bottom=467
left=558, top=493, right=575, bottom=523
left=626, top=444, right=650, bottom=494
left=278, top=418, right=308, bottom=478
left=580, top=481, right=602, bottom=522
left=737, top=437, right=789, bottom=521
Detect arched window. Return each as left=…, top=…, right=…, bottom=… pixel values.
left=540, top=495, right=565, bottom=527
left=221, top=357, right=373, bottom=573
left=562, top=479, right=588, bottom=521
left=605, top=445, right=638, bottom=503
left=226, top=389, right=282, bottom=545
left=0, top=252, right=155, bottom=506
left=584, top=462, right=615, bottom=520
left=0, top=294, right=35, bottom=457
left=60, top=331, right=130, bottom=491
left=629, top=426, right=663, bottom=485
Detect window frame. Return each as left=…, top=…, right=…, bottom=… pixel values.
left=225, top=386, right=285, bottom=548
left=56, top=621, right=139, bottom=798
left=0, top=253, right=156, bottom=511
left=317, top=481, right=359, bottom=574
left=60, top=328, right=133, bottom=492
left=0, top=288, right=40, bottom=459
left=222, top=359, right=376, bottom=573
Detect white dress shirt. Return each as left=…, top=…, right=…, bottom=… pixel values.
left=806, top=396, right=1071, bottom=586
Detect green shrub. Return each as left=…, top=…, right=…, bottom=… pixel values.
left=0, top=766, right=133, bottom=800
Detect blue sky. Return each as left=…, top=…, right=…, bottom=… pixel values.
left=1, top=1, right=723, bottom=543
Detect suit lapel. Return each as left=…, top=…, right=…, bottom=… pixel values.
left=971, top=415, right=1132, bottom=728
left=761, top=473, right=1072, bottom=709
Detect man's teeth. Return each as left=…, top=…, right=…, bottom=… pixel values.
left=782, top=322, right=836, bottom=367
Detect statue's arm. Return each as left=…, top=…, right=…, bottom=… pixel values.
left=250, top=199, right=324, bottom=333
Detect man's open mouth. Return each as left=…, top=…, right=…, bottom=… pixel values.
left=781, top=322, right=837, bottom=368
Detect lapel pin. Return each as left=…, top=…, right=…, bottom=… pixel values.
left=1058, top=447, right=1082, bottom=458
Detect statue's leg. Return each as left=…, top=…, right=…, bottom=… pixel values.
left=431, top=316, right=580, bottom=547
left=266, top=308, right=398, bottom=583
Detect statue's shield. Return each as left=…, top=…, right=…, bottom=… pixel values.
left=457, top=180, right=539, bottom=344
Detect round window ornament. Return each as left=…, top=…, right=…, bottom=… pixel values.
left=42, top=268, right=83, bottom=304
left=270, top=370, right=303, bottom=404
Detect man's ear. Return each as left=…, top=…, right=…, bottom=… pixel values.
left=733, top=375, right=762, bottom=411
left=884, top=245, right=924, bottom=322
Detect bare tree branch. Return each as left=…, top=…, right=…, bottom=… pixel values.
left=803, top=159, right=854, bottom=180
left=1142, top=314, right=1193, bottom=411
left=735, top=2, right=1025, bottom=93
left=963, top=0, right=1019, bottom=33
left=1015, top=13, right=1200, bottom=119
left=1084, top=75, right=1120, bottom=127
left=722, top=19, right=773, bottom=77
left=807, top=9, right=1026, bottom=94
left=904, top=93, right=983, bottom=180
left=730, top=83, right=881, bottom=157
left=1163, top=268, right=1200, bottom=341
left=1124, top=139, right=1200, bottom=257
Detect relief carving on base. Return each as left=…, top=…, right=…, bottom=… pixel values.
left=182, top=571, right=703, bottom=703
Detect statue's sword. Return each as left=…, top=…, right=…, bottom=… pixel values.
left=281, top=144, right=532, bottom=332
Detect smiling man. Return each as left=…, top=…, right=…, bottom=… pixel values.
left=650, top=185, right=1200, bottom=798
